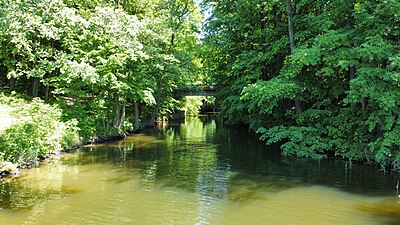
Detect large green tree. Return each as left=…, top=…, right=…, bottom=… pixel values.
left=202, top=0, right=400, bottom=169
left=0, top=0, right=203, bottom=139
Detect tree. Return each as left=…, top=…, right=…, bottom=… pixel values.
left=202, top=0, right=400, bottom=169
left=0, top=0, right=203, bottom=139
left=286, top=0, right=302, bottom=114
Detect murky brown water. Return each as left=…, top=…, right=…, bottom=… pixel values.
left=0, top=116, right=399, bottom=225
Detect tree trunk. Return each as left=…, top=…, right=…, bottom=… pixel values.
left=113, top=94, right=121, bottom=129
left=261, top=67, right=268, bottom=80
left=349, top=66, right=356, bottom=80
left=168, top=32, right=175, bottom=54
left=376, top=115, right=385, bottom=136
left=361, top=98, right=366, bottom=111
left=148, top=108, right=157, bottom=127
left=32, top=77, right=40, bottom=97
left=275, top=2, right=286, bottom=117
left=349, top=66, right=356, bottom=109
left=347, top=2, right=357, bottom=110
left=112, top=95, right=126, bottom=134
left=274, top=1, right=283, bottom=71
left=273, top=2, right=281, bottom=28
left=286, top=0, right=302, bottom=114
left=260, top=4, right=266, bottom=30
left=134, top=101, right=139, bottom=131
left=103, top=111, right=108, bottom=135
left=45, top=84, right=50, bottom=102
left=118, top=104, right=126, bottom=132
left=286, top=0, right=295, bottom=55
left=9, top=77, right=15, bottom=90
left=295, top=99, right=302, bottom=114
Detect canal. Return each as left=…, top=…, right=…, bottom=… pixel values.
left=0, top=116, right=399, bottom=224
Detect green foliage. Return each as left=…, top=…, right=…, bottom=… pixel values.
left=0, top=0, right=204, bottom=139
left=258, top=126, right=329, bottom=159
left=181, top=96, right=204, bottom=116
left=0, top=95, right=80, bottom=164
left=202, top=0, right=400, bottom=169
left=241, top=78, right=300, bottom=115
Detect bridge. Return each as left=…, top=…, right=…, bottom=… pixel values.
left=176, top=85, right=216, bottom=97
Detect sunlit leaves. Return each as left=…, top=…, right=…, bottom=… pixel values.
left=241, top=78, right=299, bottom=114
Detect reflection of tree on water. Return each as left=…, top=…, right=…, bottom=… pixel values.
left=193, top=156, right=230, bottom=224
left=160, top=117, right=294, bottom=224
left=161, top=117, right=229, bottom=224
left=76, top=115, right=398, bottom=198
left=213, top=120, right=399, bottom=197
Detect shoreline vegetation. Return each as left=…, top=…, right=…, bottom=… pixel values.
left=0, top=93, right=133, bottom=177
left=0, top=92, right=398, bottom=178
left=0, top=93, right=81, bottom=175
left=0, top=93, right=196, bottom=176
left=0, top=0, right=206, bottom=176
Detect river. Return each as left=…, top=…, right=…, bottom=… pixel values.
left=0, top=116, right=399, bottom=225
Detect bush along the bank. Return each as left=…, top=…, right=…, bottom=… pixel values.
left=0, top=94, right=80, bottom=165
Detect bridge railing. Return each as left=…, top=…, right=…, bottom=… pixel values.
left=177, top=85, right=215, bottom=91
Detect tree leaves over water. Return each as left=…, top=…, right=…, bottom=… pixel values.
left=202, top=0, right=400, bottom=169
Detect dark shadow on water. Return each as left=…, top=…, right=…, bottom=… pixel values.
left=61, top=185, right=83, bottom=194
left=212, top=119, right=399, bottom=197
left=226, top=173, right=300, bottom=203
left=104, top=176, right=132, bottom=183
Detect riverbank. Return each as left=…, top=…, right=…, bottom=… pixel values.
left=0, top=93, right=148, bottom=176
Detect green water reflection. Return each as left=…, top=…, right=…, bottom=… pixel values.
left=0, top=116, right=399, bottom=225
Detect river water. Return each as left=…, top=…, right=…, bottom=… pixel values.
left=0, top=116, right=399, bottom=225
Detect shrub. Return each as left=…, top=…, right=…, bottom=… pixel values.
left=0, top=96, right=80, bottom=164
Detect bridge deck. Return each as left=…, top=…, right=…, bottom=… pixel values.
left=176, top=85, right=216, bottom=96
